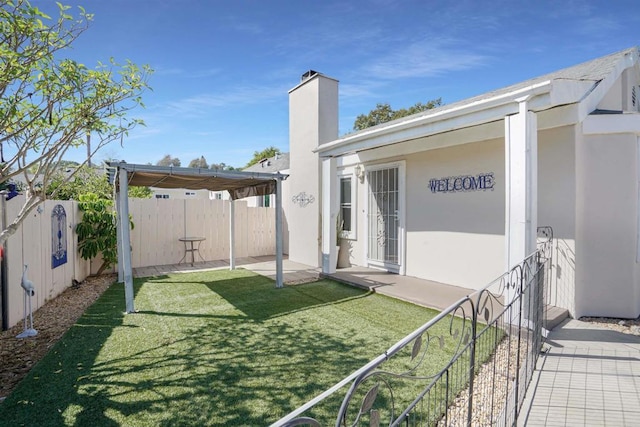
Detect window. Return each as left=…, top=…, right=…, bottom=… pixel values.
left=339, top=175, right=356, bottom=239
left=259, top=194, right=270, bottom=207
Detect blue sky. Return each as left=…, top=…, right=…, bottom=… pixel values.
left=35, top=0, right=640, bottom=168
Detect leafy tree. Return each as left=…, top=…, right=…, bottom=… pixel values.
left=353, top=98, right=443, bottom=131
left=0, top=1, right=151, bottom=246
left=245, top=146, right=281, bottom=168
left=210, top=162, right=236, bottom=171
left=56, top=160, right=80, bottom=171
left=188, top=156, right=208, bottom=169
left=46, top=165, right=152, bottom=200
left=128, top=184, right=153, bottom=199
left=156, top=154, right=181, bottom=167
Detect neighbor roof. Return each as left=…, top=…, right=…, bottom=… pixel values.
left=108, top=162, right=287, bottom=200
left=243, top=152, right=290, bottom=173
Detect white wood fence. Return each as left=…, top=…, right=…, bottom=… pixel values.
left=1, top=197, right=278, bottom=330
left=128, top=198, right=276, bottom=267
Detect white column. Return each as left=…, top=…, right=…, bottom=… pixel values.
left=275, top=177, right=284, bottom=288
left=321, top=157, right=338, bottom=274
left=505, top=97, right=538, bottom=270
left=116, top=190, right=123, bottom=283
left=229, top=199, right=235, bottom=270
left=119, top=168, right=135, bottom=313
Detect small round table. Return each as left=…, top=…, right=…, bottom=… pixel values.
left=178, top=237, right=206, bottom=266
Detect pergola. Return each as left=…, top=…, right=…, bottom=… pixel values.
left=107, top=161, right=288, bottom=313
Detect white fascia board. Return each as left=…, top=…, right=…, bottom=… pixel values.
left=583, top=113, right=640, bottom=135
left=537, top=103, right=580, bottom=130
left=319, top=102, right=518, bottom=158
left=317, top=81, right=552, bottom=157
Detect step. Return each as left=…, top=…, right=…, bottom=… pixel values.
left=544, top=304, right=570, bottom=332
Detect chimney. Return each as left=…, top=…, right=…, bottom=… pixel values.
left=301, top=70, right=319, bottom=82
left=287, top=71, right=339, bottom=267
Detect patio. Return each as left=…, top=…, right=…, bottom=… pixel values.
left=133, top=255, right=475, bottom=312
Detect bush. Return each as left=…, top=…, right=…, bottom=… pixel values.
left=76, top=193, right=132, bottom=275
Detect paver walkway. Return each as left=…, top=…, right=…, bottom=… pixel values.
left=518, top=319, right=640, bottom=426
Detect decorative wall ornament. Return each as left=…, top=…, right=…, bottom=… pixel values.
left=429, top=172, right=495, bottom=194
left=292, top=192, right=315, bottom=207
left=51, top=204, right=67, bottom=269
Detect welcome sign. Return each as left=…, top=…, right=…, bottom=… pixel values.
left=429, top=172, right=495, bottom=193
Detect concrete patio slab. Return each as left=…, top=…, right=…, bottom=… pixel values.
left=326, top=266, right=473, bottom=311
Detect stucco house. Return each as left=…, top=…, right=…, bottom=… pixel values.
left=285, top=47, right=640, bottom=319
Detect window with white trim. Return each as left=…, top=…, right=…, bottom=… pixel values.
left=339, top=175, right=356, bottom=239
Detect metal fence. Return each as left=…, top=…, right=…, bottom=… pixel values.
left=273, top=228, right=553, bottom=427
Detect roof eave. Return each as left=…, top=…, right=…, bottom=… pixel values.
left=316, top=80, right=553, bottom=157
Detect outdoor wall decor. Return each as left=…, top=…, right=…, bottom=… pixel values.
left=51, top=204, right=67, bottom=269
left=429, top=172, right=495, bottom=194
left=292, top=192, right=315, bottom=207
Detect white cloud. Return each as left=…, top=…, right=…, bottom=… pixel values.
left=367, top=39, right=489, bottom=80
left=164, top=84, right=287, bottom=118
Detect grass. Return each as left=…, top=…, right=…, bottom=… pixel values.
left=0, top=269, right=464, bottom=426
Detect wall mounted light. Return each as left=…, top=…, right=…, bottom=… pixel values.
left=354, top=165, right=365, bottom=183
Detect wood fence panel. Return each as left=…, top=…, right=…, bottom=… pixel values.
left=237, top=201, right=248, bottom=258
left=3, top=198, right=88, bottom=329
left=129, top=200, right=142, bottom=269
left=3, top=197, right=282, bottom=329
left=212, top=199, right=226, bottom=260
left=6, top=196, right=26, bottom=329
left=217, top=200, right=229, bottom=260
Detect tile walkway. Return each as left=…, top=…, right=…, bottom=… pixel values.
left=518, top=319, right=640, bottom=426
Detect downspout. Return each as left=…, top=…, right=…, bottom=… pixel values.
left=1, top=191, right=7, bottom=330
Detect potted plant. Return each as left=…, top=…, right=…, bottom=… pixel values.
left=336, top=212, right=351, bottom=268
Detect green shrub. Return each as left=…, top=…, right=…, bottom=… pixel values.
left=76, top=192, right=132, bottom=275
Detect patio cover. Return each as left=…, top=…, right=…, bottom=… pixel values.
left=107, top=162, right=288, bottom=313
left=109, top=162, right=281, bottom=200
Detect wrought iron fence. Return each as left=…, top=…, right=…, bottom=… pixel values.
left=273, top=229, right=553, bottom=427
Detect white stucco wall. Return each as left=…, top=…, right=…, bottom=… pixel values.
left=576, top=132, right=640, bottom=318
left=537, top=125, right=577, bottom=316
left=335, top=124, right=580, bottom=301
left=404, top=138, right=505, bottom=289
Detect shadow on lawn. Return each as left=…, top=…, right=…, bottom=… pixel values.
left=143, top=271, right=371, bottom=321
left=0, top=274, right=378, bottom=426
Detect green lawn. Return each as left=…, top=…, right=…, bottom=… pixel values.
left=0, top=269, right=463, bottom=426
